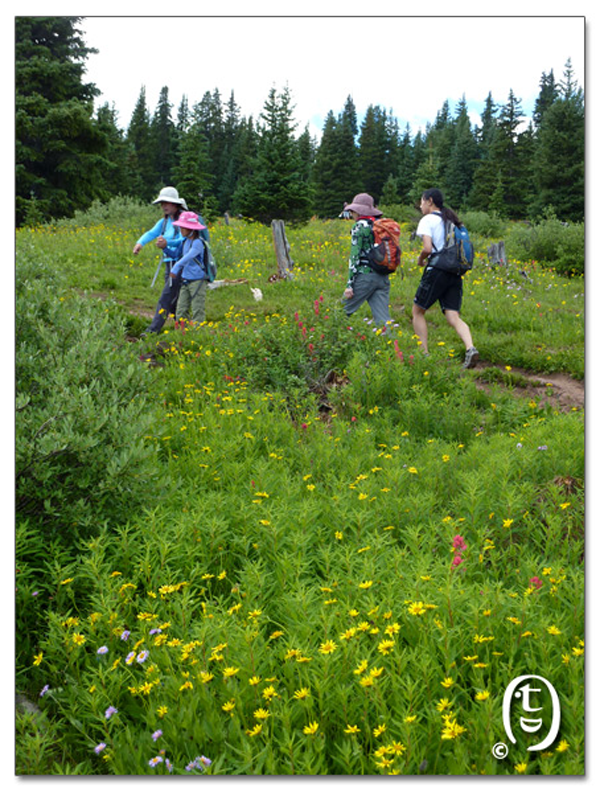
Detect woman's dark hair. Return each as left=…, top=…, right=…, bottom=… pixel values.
left=422, top=188, right=462, bottom=226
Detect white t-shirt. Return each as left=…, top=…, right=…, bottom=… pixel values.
left=416, top=212, right=445, bottom=253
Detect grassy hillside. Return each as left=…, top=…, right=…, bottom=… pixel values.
left=15, top=204, right=584, bottom=776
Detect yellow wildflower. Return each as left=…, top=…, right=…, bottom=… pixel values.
left=318, top=640, right=337, bottom=654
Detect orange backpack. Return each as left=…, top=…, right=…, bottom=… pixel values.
left=367, top=218, right=402, bottom=276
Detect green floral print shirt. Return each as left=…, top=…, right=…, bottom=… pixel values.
left=347, top=219, right=374, bottom=287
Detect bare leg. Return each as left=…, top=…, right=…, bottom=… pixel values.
left=412, top=304, right=429, bottom=354
left=444, top=310, right=473, bottom=349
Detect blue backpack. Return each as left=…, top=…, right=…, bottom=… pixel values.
left=431, top=212, right=474, bottom=276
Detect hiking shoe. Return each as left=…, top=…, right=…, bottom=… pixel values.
left=463, top=347, right=479, bottom=369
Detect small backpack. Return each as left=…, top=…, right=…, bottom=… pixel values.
left=431, top=212, right=474, bottom=276
left=193, top=239, right=217, bottom=283
left=366, top=217, right=402, bottom=276
left=203, top=239, right=217, bottom=282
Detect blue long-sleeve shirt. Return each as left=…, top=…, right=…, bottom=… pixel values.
left=165, top=237, right=206, bottom=280
left=136, top=216, right=183, bottom=262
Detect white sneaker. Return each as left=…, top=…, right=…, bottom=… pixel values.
left=463, top=347, right=479, bottom=369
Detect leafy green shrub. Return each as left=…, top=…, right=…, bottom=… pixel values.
left=505, top=211, right=584, bottom=275
left=55, top=196, right=157, bottom=233
left=459, top=210, right=509, bottom=239
left=378, top=203, right=421, bottom=225
left=16, top=253, right=164, bottom=540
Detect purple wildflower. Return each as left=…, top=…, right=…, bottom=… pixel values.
left=148, top=756, right=163, bottom=768
left=97, top=646, right=109, bottom=655
left=39, top=684, right=50, bottom=697
left=152, top=729, right=163, bottom=742
left=136, top=650, right=149, bottom=664
left=120, top=630, right=130, bottom=641
left=105, top=706, right=118, bottom=720
left=94, top=743, right=107, bottom=755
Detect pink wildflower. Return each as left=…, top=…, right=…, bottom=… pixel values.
left=452, top=535, right=467, bottom=551
left=529, top=576, right=543, bottom=590
left=451, top=555, right=464, bottom=569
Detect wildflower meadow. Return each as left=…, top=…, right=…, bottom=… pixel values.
left=16, top=200, right=584, bottom=776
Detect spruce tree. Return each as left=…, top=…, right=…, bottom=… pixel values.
left=15, top=16, right=109, bottom=224
left=533, top=69, right=559, bottom=130
left=396, top=124, right=415, bottom=204
left=94, top=103, right=131, bottom=197
left=150, top=86, right=176, bottom=189
left=468, top=93, right=498, bottom=211
left=444, top=97, right=478, bottom=209
left=531, top=59, right=584, bottom=221
left=126, top=87, right=155, bottom=201
left=358, top=105, right=390, bottom=201
left=313, top=111, right=343, bottom=217
left=233, top=86, right=312, bottom=225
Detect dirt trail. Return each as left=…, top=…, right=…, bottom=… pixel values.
left=474, top=362, right=584, bottom=412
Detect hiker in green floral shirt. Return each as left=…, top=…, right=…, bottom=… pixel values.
left=342, top=193, right=391, bottom=327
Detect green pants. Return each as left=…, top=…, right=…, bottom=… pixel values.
left=176, top=279, right=207, bottom=324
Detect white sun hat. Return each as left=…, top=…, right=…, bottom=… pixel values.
left=152, top=186, right=188, bottom=210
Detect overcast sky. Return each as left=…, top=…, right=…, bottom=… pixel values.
left=78, top=11, right=585, bottom=140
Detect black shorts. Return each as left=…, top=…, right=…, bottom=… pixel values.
left=414, top=264, right=463, bottom=312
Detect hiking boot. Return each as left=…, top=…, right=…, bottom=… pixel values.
left=463, top=347, right=479, bottom=369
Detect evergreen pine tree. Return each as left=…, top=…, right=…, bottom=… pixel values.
left=126, top=86, right=155, bottom=201
left=444, top=97, right=478, bottom=209
left=233, top=86, right=312, bottom=224
left=150, top=86, right=176, bottom=189
left=533, top=69, right=559, bottom=130
left=468, top=93, right=498, bottom=211
left=94, top=102, right=131, bottom=197
left=396, top=124, right=415, bottom=204
left=358, top=105, right=390, bottom=201
left=313, top=112, right=343, bottom=217
left=531, top=59, right=584, bottom=221
left=15, top=16, right=110, bottom=224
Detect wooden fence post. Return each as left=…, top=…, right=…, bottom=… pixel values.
left=487, top=241, right=506, bottom=266
left=271, top=219, right=295, bottom=280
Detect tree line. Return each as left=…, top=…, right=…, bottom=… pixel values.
left=16, top=17, right=584, bottom=227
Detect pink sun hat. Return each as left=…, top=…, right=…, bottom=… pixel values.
left=172, top=211, right=207, bottom=231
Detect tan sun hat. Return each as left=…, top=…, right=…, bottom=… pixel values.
left=344, top=193, right=382, bottom=217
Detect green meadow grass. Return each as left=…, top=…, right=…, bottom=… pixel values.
left=16, top=208, right=584, bottom=775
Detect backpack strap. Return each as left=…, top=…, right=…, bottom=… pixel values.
left=430, top=211, right=450, bottom=253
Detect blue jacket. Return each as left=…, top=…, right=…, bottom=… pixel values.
left=136, top=216, right=183, bottom=262
left=166, top=237, right=206, bottom=281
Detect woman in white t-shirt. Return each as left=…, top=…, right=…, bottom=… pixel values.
left=412, top=188, right=479, bottom=369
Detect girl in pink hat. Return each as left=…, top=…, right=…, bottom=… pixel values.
left=163, top=211, right=209, bottom=326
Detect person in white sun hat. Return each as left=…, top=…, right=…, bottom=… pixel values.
left=133, top=186, right=207, bottom=334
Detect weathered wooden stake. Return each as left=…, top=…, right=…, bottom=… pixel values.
left=487, top=241, right=506, bottom=266
left=271, top=219, right=295, bottom=280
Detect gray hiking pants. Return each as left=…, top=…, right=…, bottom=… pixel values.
left=344, top=270, right=391, bottom=326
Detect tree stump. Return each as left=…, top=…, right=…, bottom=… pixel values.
left=487, top=241, right=506, bottom=266
left=271, top=219, right=295, bottom=280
